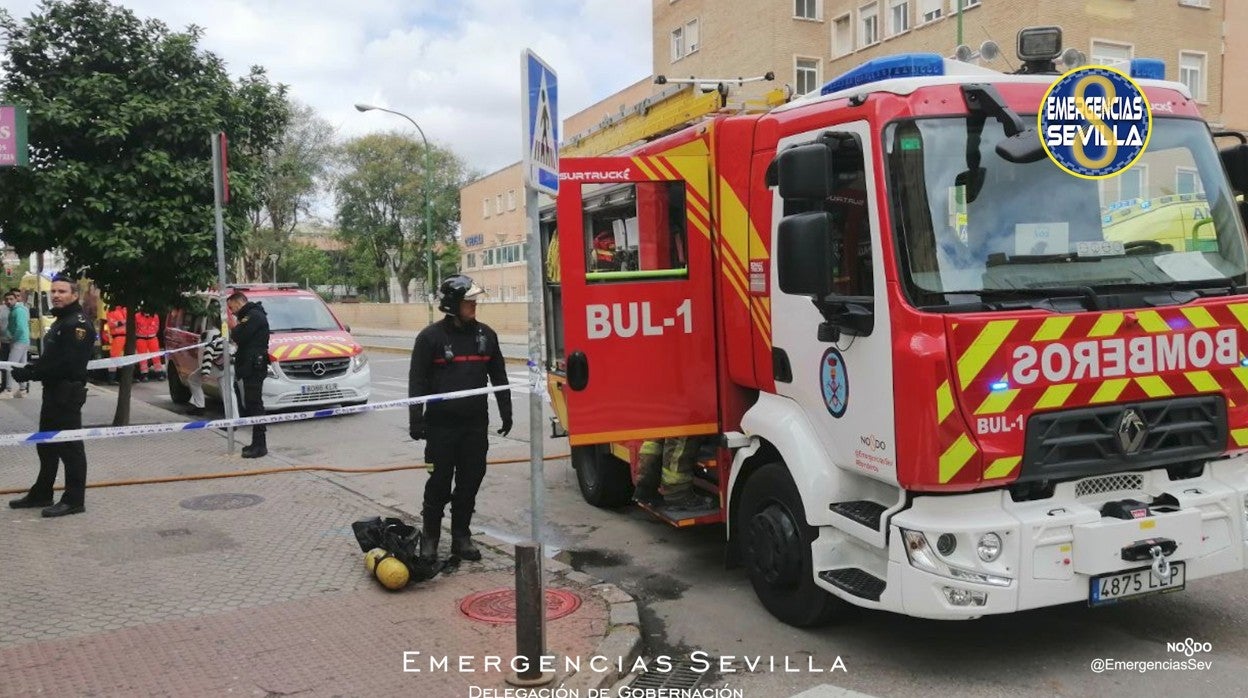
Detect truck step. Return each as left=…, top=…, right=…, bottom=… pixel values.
left=828, top=500, right=887, bottom=530
left=819, top=568, right=886, bottom=602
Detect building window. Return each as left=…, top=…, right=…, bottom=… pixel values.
left=795, top=0, right=819, bottom=20
left=1176, top=167, right=1204, bottom=195
left=796, top=57, right=821, bottom=95
left=1180, top=51, right=1207, bottom=102
left=1179, top=0, right=1210, bottom=7
left=496, top=194, right=503, bottom=212
left=1090, top=39, right=1132, bottom=68
left=889, top=0, right=910, bottom=35
left=919, top=0, right=942, bottom=22
left=1119, top=164, right=1148, bottom=202
left=507, top=190, right=516, bottom=210
left=671, top=19, right=699, bottom=60
left=960, top=0, right=980, bottom=8
left=832, top=13, right=853, bottom=55
left=466, top=252, right=477, bottom=269
left=859, top=2, right=879, bottom=47
left=483, top=198, right=490, bottom=218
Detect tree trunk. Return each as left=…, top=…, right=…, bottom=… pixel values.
left=111, top=312, right=137, bottom=426
left=397, top=274, right=411, bottom=303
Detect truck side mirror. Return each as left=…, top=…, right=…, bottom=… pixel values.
left=777, top=143, right=837, bottom=200
left=777, top=212, right=839, bottom=298
left=1220, top=142, right=1248, bottom=195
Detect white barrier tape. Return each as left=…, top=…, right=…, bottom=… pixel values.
left=0, top=342, right=207, bottom=372
left=0, top=383, right=511, bottom=447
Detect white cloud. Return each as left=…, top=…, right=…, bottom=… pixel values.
left=3, top=0, right=653, bottom=176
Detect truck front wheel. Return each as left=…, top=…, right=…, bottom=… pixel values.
left=167, top=368, right=191, bottom=404
left=572, top=445, right=634, bottom=508
left=739, top=462, right=846, bottom=627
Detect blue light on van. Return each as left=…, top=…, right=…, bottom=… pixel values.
left=820, top=53, right=946, bottom=95
left=1240, top=357, right=1248, bottom=367
left=990, top=380, right=1010, bottom=392
left=1129, top=58, right=1165, bottom=81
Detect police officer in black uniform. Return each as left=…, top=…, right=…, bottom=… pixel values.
left=409, top=275, right=512, bottom=561
left=227, top=291, right=271, bottom=458
left=9, top=275, right=96, bottom=517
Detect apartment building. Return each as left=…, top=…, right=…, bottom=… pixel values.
left=654, top=0, right=1235, bottom=127
left=457, top=164, right=531, bottom=302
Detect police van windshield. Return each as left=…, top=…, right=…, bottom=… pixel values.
left=885, top=116, right=1248, bottom=309
left=260, top=296, right=341, bottom=332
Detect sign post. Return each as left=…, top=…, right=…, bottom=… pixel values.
left=211, top=132, right=237, bottom=454
left=0, top=105, right=29, bottom=168
left=508, top=48, right=558, bottom=688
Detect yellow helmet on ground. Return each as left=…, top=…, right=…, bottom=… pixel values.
left=375, top=556, right=410, bottom=591
left=365, top=548, right=388, bottom=573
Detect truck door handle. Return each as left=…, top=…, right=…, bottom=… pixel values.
left=567, top=351, right=589, bottom=391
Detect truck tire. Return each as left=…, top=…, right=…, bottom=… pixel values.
left=572, top=444, right=634, bottom=508
left=738, top=462, right=846, bottom=627
left=167, top=369, right=191, bottom=404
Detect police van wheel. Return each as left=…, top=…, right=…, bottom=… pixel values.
left=573, top=445, right=634, bottom=508
left=739, top=462, right=846, bottom=627
left=167, top=369, right=191, bottom=404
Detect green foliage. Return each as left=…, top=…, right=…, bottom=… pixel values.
left=279, top=242, right=333, bottom=287
left=334, top=131, right=468, bottom=302
left=0, top=0, right=288, bottom=314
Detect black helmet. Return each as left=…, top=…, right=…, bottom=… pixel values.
left=438, top=275, right=484, bottom=314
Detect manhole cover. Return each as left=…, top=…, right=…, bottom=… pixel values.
left=460, top=588, right=582, bottom=623
left=179, top=493, right=265, bottom=511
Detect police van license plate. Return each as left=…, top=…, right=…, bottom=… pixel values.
left=1089, top=562, right=1185, bottom=606
left=300, top=382, right=338, bottom=395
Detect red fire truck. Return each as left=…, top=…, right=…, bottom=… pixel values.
left=543, top=27, right=1248, bottom=626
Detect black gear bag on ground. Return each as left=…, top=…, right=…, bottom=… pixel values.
left=351, top=516, right=447, bottom=583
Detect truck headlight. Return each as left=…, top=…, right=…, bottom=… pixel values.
left=902, top=529, right=1011, bottom=588
left=977, top=533, right=1003, bottom=562
left=266, top=362, right=278, bottom=378
left=351, top=352, right=369, bottom=373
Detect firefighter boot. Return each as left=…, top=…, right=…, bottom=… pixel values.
left=451, top=535, right=481, bottom=562
left=241, top=427, right=267, bottom=459
left=420, top=517, right=441, bottom=561
left=632, top=452, right=664, bottom=506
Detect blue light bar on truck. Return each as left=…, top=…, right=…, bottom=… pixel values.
left=1129, top=58, right=1165, bottom=81
left=820, top=53, right=946, bottom=95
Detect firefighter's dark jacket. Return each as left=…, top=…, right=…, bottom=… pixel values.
left=408, top=316, right=511, bottom=429
left=231, top=301, right=271, bottom=379
left=16, top=301, right=95, bottom=384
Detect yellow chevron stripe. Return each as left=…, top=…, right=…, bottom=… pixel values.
left=1090, top=378, right=1131, bottom=403
left=1088, top=313, right=1124, bottom=337
left=1134, top=375, right=1174, bottom=398
left=1232, top=367, right=1248, bottom=392
left=956, top=320, right=1018, bottom=389
left=1229, top=304, right=1248, bottom=333
left=939, top=434, right=977, bottom=484
left=936, top=380, right=954, bottom=423
left=271, top=345, right=288, bottom=360
left=287, top=344, right=308, bottom=360
left=1135, top=310, right=1169, bottom=333
left=1232, top=428, right=1248, bottom=447
left=1034, top=383, right=1077, bottom=410
left=631, top=156, right=661, bottom=180
left=984, top=456, right=1021, bottom=479
left=1180, top=306, right=1218, bottom=329
left=754, top=296, right=772, bottom=336
left=1032, top=316, right=1074, bottom=342
left=1184, top=370, right=1220, bottom=393
left=974, top=388, right=1020, bottom=415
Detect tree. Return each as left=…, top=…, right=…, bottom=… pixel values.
left=333, top=132, right=468, bottom=303
left=0, top=0, right=288, bottom=425
left=239, top=100, right=334, bottom=281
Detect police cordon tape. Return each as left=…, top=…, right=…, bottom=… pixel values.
left=0, top=383, right=512, bottom=447
left=0, top=341, right=208, bottom=372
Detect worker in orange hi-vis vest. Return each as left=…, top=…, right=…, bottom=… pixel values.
left=105, top=305, right=128, bottom=384
left=134, top=309, right=163, bottom=381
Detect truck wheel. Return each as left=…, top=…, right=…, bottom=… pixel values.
left=572, top=445, right=634, bottom=508
left=167, top=369, right=191, bottom=404
left=738, top=462, right=846, bottom=627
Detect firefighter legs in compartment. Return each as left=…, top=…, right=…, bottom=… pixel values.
left=633, top=436, right=713, bottom=510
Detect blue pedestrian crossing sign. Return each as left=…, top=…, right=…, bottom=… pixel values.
left=522, top=49, right=558, bottom=195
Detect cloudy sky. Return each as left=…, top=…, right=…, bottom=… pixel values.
left=3, top=0, right=653, bottom=178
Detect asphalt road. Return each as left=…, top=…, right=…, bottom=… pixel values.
left=120, top=351, right=1248, bottom=698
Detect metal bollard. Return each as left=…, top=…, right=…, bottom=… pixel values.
left=507, top=541, right=554, bottom=686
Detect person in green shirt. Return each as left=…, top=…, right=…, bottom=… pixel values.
left=2, top=290, right=31, bottom=398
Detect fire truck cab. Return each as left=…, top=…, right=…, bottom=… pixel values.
left=546, top=29, right=1248, bottom=626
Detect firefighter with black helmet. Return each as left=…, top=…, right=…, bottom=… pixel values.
left=408, top=274, right=512, bottom=562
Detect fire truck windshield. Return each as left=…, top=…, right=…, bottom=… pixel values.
left=885, top=116, right=1248, bottom=309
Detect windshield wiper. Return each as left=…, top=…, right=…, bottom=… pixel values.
left=1094, top=277, right=1244, bottom=297
left=942, top=285, right=1101, bottom=311
left=985, top=251, right=1102, bottom=267
left=276, top=326, right=332, bottom=332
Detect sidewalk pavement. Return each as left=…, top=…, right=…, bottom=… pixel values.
left=353, top=328, right=533, bottom=362
left=0, top=383, right=640, bottom=696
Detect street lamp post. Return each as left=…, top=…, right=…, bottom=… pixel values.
left=354, top=103, right=436, bottom=326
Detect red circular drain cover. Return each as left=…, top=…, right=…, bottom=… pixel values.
left=460, top=588, right=582, bottom=623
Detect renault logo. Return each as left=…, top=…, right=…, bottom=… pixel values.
left=310, top=361, right=327, bottom=377
left=1116, top=408, right=1148, bottom=455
